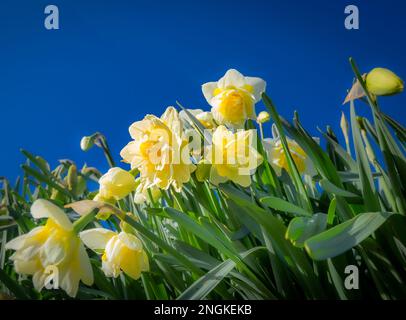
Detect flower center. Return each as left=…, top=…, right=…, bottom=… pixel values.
left=218, top=89, right=254, bottom=124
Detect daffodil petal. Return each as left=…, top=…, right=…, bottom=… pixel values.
left=80, top=228, right=116, bottom=251
left=5, top=234, right=27, bottom=251
left=32, top=270, right=46, bottom=293
left=14, top=260, right=40, bottom=275
left=39, top=232, right=67, bottom=266
left=218, top=69, right=245, bottom=88
left=31, top=199, right=73, bottom=231
left=78, top=242, right=94, bottom=286
left=60, top=269, right=79, bottom=298
left=245, top=77, right=266, bottom=102
left=120, top=250, right=142, bottom=280
left=202, top=82, right=218, bottom=102
left=209, top=167, right=228, bottom=185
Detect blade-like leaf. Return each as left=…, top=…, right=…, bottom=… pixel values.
left=305, top=212, right=393, bottom=260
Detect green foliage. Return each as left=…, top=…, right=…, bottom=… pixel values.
left=0, top=58, right=406, bottom=300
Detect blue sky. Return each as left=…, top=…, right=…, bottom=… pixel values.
left=1, top=0, right=405, bottom=181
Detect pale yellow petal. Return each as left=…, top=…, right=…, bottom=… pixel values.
left=202, top=82, right=218, bottom=102
left=31, top=199, right=73, bottom=231
left=80, top=228, right=116, bottom=251
left=245, top=76, right=266, bottom=102
left=78, top=242, right=94, bottom=286
left=218, top=69, right=245, bottom=88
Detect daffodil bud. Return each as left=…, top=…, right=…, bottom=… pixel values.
left=75, top=175, right=87, bottom=195
left=80, top=136, right=95, bottom=151
left=81, top=166, right=102, bottom=179
left=67, top=164, right=78, bottom=192
left=35, top=156, right=50, bottom=172
left=366, top=68, right=404, bottom=96
left=257, top=111, right=270, bottom=124
left=98, top=167, right=137, bottom=201
left=340, top=112, right=349, bottom=140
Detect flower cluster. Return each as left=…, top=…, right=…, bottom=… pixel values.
left=5, top=68, right=313, bottom=298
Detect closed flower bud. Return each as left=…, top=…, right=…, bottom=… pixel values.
left=80, top=136, right=95, bottom=151
left=67, top=165, right=78, bottom=193
left=257, top=111, right=270, bottom=124
left=35, top=156, right=50, bottom=172
left=98, top=167, right=137, bottom=201
left=366, top=68, right=404, bottom=96
left=75, top=175, right=87, bottom=195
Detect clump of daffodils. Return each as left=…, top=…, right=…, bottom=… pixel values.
left=6, top=200, right=93, bottom=297
left=4, top=68, right=311, bottom=298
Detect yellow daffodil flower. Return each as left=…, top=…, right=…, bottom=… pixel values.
left=95, top=167, right=136, bottom=203
left=80, top=228, right=149, bottom=280
left=202, top=69, right=266, bottom=129
left=5, top=199, right=93, bottom=297
left=179, top=109, right=217, bottom=129
left=263, top=132, right=309, bottom=175
left=205, top=125, right=262, bottom=187
left=120, top=106, right=196, bottom=192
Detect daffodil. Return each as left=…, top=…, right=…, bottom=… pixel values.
left=263, top=137, right=307, bottom=174
left=202, top=69, right=266, bottom=129
left=5, top=199, right=93, bottom=297
left=179, top=109, right=217, bottom=129
left=95, top=167, right=136, bottom=203
left=262, top=125, right=312, bottom=175
left=205, top=125, right=262, bottom=187
left=120, top=106, right=196, bottom=192
left=366, top=67, right=404, bottom=96
left=80, top=228, right=149, bottom=280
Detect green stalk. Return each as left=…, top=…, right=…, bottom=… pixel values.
left=72, top=209, right=98, bottom=234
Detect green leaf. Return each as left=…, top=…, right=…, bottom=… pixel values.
left=164, top=207, right=240, bottom=262
left=262, top=93, right=312, bottom=212
left=286, top=213, right=327, bottom=248
left=261, top=196, right=312, bottom=217
left=120, top=214, right=203, bottom=276
left=220, top=184, right=323, bottom=298
left=327, top=197, right=337, bottom=226
left=176, top=101, right=211, bottom=144
left=0, top=267, right=29, bottom=299
left=177, top=247, right=264, bottom=300
left=319, top=179, right=360, bottom=199
left=305, top=212, right=393, bottom=260
left=21, top=165, right=73, bottom=198
left=349, top=101, right=381, bottom=211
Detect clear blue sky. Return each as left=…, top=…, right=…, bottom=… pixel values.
left=1, top=0, right=405, bottom=181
